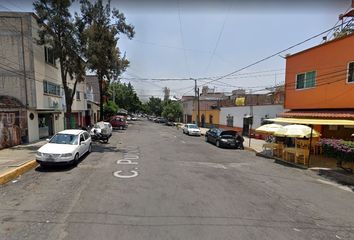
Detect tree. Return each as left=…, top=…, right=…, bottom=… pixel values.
left=162, top=101, right=183, bottom=122
left=108, top=81, right=142, bottom=113
left=103, top=100, right=118, bottom=119
left=146, top=97, right=163, bottom=116
left=79, top=0, right=135, bottom=120
left=34, top=0, right=86, bottom=128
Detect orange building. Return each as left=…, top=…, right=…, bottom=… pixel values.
left=277, top=33, right=354, bottom=140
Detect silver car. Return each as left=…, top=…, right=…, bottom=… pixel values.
left=182, top=124, right=201, bottom=136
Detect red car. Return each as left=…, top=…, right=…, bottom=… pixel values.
left=110, top=115, right=128, bottom=130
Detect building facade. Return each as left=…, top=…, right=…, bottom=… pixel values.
left=280, top=33, right=354, bottom=140
left=0, top=12, right=87, bottom=149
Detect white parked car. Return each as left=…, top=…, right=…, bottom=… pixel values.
left=36, top=129, right=92, bottom=166
left=182, top=124, right=201, bottom=136
left=89, top=121, right=113, bottom=143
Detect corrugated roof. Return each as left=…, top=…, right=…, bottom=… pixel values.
left=280, top=110, right=354, bottom=119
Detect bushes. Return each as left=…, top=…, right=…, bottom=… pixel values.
left=319, top=138, right=354, bottom=162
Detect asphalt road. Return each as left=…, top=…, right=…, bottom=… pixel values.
left=1, top=120, right=354, bottom=240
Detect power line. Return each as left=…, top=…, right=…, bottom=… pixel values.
left=177, top=0, right=191, bottom=78
left=197, top=18, right=353, bottom=89
left=203, top=3, right=230, bottom=75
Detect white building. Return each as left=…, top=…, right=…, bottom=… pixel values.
left=219, top=104, right=284, bottom=136
left=0, top=12, right=87, bottom=148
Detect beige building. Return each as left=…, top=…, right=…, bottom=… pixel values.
left=0, top=12, right=86, bottom=148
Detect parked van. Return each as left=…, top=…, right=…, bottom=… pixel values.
left=110, top=115, right=128, bottom=130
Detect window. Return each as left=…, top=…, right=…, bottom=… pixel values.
left=44, top=47, right=55, bottom=66
left=80, top=134, right=85, bottom=143
left=226, top=114, right=233, bottom=127
left=296, top=71, right=316, bottom=89
left=83, top=132, right=90, bottom=140
left=348, top=62, right=354, bottom=83
left=76, top=91, right=80, bottom=100
left=43, top=81, right=60, bottom=96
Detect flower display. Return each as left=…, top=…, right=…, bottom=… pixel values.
left=319, top=138, right=354, bottom=162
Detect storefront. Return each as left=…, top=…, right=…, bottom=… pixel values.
left=263, top=117, right=354, bottom=170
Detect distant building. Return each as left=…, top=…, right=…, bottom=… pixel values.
left=219, top=87, right=285, bottom=137
left=85, top=75, right=101, bottom=125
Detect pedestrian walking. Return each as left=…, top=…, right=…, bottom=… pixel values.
left=236, top=132, right=244, bottom=150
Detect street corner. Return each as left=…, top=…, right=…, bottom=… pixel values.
left=244, top=146, right=258, bottom=153
left=0, top=160, right=38, bottom=185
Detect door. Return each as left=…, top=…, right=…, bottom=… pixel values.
left=209, top=129, right=217, bottom=143
left=83, top=132, right=91, bottom=152
left=243, top=116, right=252, bottom=137
left=78, top=133, right=86, bottom=156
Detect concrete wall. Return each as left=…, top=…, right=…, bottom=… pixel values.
left=31, top=15, right=63, bottom=111
left=27, top=110, right=39, bottom=142
left=220, top=104, right=284, bottom=129
left=0, top=13, right=36, bottom=108
left=72, top=81, right=87, bottom=112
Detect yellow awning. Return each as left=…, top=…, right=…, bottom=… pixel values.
left=267, top=117, right=354, bottom=126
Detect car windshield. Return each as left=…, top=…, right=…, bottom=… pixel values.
left=188, top=125, right=198, bottom=129
left=49, top=134, right=78, bottom=145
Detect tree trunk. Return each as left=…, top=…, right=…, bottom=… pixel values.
left=98, top=75, right=104, bottom=121
left=63, top=85, right=73, bottom=129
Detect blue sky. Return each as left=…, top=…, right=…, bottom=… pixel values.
left=0, top=0, right=352, bottom=100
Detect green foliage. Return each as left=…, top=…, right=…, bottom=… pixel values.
left=162, top=101, right=182, bottom=121
left=103, top=100, right=118, bottom=119
left=33, top=0, right=86, bottom=116
left=333, top=25, right=354, bottom=39
left=79, top=0, right=135, bottom=120
left=145, top=97, right=163, bottom=116
left=109, top=82, right=142, bottom=113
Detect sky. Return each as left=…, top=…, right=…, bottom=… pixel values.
left=0, top=0, right=352, bottom=100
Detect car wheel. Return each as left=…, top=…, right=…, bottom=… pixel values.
left=216, top=140, right=220, bottom=148
left=73, top=153, right=79, bottom=165
left=88, top=144, right=92, bottom=153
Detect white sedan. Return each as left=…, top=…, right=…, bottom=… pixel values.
left=36, top=129, right=92, bottom=166
left=182, top=124, right=201, bottom=136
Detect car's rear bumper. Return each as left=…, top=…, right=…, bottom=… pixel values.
left=219, top=141, right=237, bottom=148
left=188, top=132, right=201, bottom=136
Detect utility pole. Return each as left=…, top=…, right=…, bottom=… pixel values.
left=249, top=89, right=253, bottom=147
left=194, top=79, right=197, bottom=125
left=197, top=87, right=200, bottom=127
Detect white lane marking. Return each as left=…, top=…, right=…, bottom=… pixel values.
left=116, top=159, right=138, bottom=164
left=293, top=228, right=301, bottom=232
left=181, top=141, right=186, bottom=144
left=316, top=179, right=353, bottom=192
left=113, top=170, right=138, bottom=178
left=335, top=235, right=342, bottom=239
left=174, top=135, right=177, bottom=138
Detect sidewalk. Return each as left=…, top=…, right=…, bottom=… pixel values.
left=0, top=140, right=46, bottom=184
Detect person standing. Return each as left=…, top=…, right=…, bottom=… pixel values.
left=236, top=132, right=245, bottom=150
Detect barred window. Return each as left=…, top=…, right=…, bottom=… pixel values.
left=43, top=81, right=60, bottom=96
left=348, top=62, right=354, bottom=83
left=296, top=71, right=316, bottom=89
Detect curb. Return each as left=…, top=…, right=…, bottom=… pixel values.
left=244, top=146, right=257, bottom=153
left=0, top=160, right=38, bottom=185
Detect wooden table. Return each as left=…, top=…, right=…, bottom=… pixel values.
left=284, top=147, right=297, bottom=162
